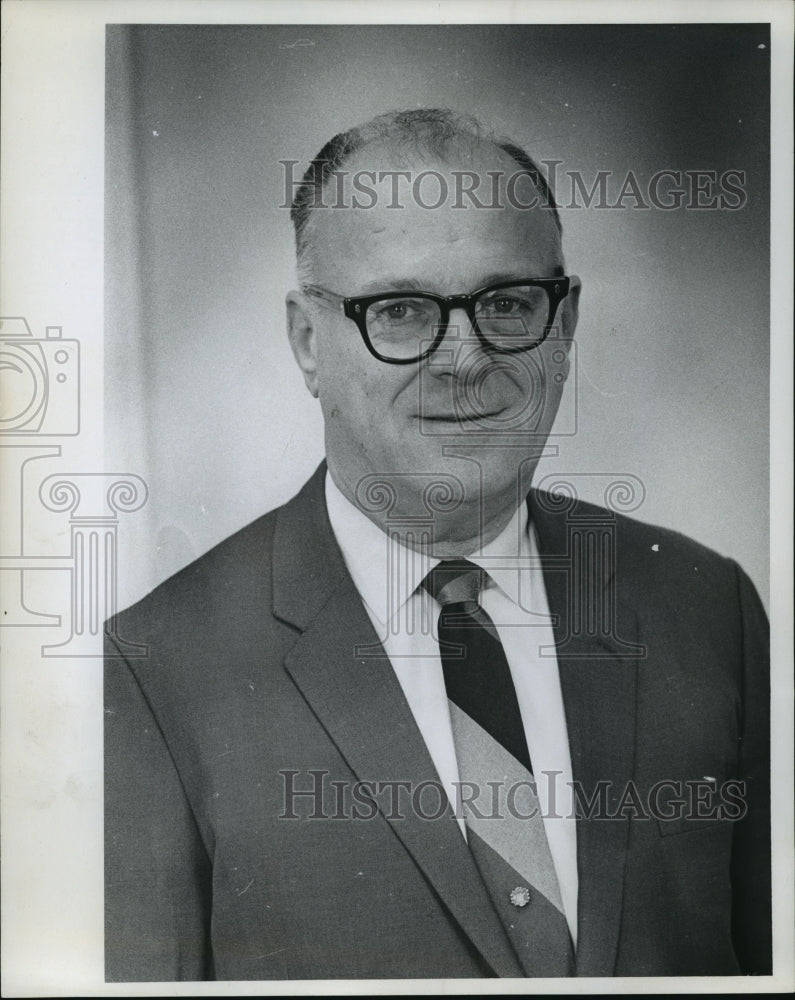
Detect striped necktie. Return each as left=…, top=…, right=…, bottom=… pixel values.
left=423, top=558, right=574, bottom=977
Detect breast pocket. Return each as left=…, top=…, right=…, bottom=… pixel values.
left=652, top=774, right=747, bottom=837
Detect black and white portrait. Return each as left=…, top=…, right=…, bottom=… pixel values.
left=2, top=5, right=791, bottom=995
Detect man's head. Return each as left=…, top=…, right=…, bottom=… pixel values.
left=286, top=109, right=580, bottom=552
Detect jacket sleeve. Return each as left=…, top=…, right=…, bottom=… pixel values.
left=104, top=639, right=213, bottom=982
left=729, top=561, right=772, bottom=974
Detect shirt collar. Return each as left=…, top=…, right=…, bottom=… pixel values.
left=325, top=471, right=537, bottom=626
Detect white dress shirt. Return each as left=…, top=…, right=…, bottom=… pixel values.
left=324, top=471, right=578, bottom=942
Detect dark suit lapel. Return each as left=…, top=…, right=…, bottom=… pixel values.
left=530, top=490, right=642, bottom=977
left=273, top=465, right=523, bottom=978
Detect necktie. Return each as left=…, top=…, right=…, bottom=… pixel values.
left=423, top=559, right=574, bottom=977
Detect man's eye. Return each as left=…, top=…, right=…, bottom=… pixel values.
left=479, top=290, right=543, bottom=316
left=493, top=296, right=520, bottom=314
left=373, top=300, right=423, bottom=322
left=481, top=295, right=524, bottom=315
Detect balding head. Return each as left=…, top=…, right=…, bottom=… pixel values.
left=290, top=108, right=563, bottom=283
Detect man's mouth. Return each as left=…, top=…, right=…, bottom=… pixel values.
left=417, top=408, right=506, bottom=423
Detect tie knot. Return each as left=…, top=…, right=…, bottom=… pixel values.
left=422, top=558, right=485, bottom=607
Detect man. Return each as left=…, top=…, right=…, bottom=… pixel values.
left=105, top=109, right=771, bottom=981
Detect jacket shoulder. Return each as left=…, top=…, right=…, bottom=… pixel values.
left=531, top=486, right=750, bottom=601
left=533, top=486, right=732, bottom=557
left=112, top=504, right=283, bottom=641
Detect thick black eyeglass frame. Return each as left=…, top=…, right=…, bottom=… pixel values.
left=302, top=277, right=571, bottom=365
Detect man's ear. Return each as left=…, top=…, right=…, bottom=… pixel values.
left=286, top=291, right=319, bottom=398
left=560, top=275, right=581, bottom=343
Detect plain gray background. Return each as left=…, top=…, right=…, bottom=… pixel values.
left=105, top=23, right=770, bottom=611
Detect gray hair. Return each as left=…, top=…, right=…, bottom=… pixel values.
left=290, top=108, right=562, bottom=281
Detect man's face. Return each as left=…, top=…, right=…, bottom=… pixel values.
left=287, top=140, right=580, bottom=533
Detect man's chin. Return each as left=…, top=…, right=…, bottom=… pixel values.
left=390, top=446, right=528, bottom=496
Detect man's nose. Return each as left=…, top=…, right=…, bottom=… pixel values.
left=432, top=306, right=481, bottom=371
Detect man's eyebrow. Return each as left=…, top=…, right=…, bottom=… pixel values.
left=354, top=266, right=565, bottom=297
left=355, top=276, right=427, bottom=295
left=478, top=265, right=566, bottom=284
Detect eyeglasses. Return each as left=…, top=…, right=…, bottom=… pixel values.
left=301, top=277, right=571, bottom=365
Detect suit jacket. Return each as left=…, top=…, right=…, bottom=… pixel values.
left=105, top=462, right=771, bottom=981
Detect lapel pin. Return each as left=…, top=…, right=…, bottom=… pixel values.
left=509, top=886, right=531, bottom=908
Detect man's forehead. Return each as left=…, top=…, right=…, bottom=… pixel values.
left=329, top=136, right=545, bottom=207
left=305, top=137, right=563, bottom=286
